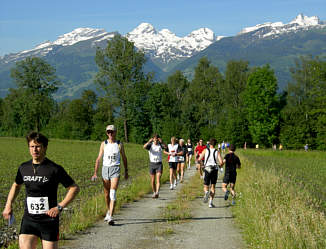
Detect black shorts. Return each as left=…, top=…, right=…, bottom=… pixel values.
left=168, top=162, right=178, bottom=170
left=20, top=217, right=59, bottom=241
left=203, top=168, right=218, bottom=186
left=149, top=162, right=163, bottom=175
left=223, top=172, right=237, bottom=184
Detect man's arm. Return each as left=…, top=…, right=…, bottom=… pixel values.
left=217, top=151, right=224, bottom=166
left=47, top=183, right=80, bottom=218
left=2, top=183, right=22, bottom=220
left=92, top=142, right=104, bottom=180
left=198, top=149, right=206, bottom=162
left=120, top=143, right=128, bottom=180
left=143, top=138, right=153, bottom=149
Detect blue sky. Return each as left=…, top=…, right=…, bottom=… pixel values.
left=1, top=0, right=325, bottom=56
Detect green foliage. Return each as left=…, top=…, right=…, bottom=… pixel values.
left=95, top=34, right=151, bottom=142
left=280, top=56, right=326, bottom=149
left=244, top=65, right=279, bottom=146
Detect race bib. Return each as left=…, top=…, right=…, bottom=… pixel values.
left=178, top=156, right=184, bottom=161
left=187, top=148, right=192, bottom=152
left=27, top=197, right=49, bottom=215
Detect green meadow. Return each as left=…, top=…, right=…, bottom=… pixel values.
left=0, top=137, right=169, bottom=247
left=234, top=149, right=326, bottom=249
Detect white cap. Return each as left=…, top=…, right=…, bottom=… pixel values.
left=106, top=124, right=116, bottom=131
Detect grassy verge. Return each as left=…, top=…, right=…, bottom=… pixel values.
left=232, top=150, right=326, bottom=249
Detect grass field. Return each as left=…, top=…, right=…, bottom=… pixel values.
left=234, top=149, right=326, bottom=249
left=0, top=137, right=169, bottom=248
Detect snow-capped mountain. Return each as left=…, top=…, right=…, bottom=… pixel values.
left=126, top=23, right=223, bottom=63
left=1, top=28, right=115, bottom=65
left=238, top=14, right=326, bottom=38
left=2, top=24, right=221, bottom=66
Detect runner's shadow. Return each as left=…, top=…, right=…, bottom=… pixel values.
left=113, top=218, right=169, bottom=226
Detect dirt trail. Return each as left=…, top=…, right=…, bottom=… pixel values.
left=63, top=168, right=244, bottom=249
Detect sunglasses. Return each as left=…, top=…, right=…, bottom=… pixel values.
left=106, top=130, right=114, bottom=134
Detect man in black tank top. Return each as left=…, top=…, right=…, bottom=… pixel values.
left=222, top=144, right=241, bottom=205
left=2, top=132, right=79, bottom=248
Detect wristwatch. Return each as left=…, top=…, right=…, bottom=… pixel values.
left=57, top=205, right=63, bottom=212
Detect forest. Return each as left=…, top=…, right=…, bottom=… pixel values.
left=0, top=34, right=325, bottom=150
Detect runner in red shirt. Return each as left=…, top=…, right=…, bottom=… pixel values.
left=195, top=139, right=206, bottom=178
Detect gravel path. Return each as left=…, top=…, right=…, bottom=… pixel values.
left=62, top=168, right=244, bottom=249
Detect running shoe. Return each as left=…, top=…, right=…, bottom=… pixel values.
left=152, top=192, right=156, bottom=198
left=231, top=199, right=236, bottom=205
left=224, top=190, right=230, bottom=201
left=209, top=203, right=215, bottom=208
left=173, top=183, right=177, bottom=189
left=104, top=211, right=111, bottom=222
left=108, top=217, right=115, bottom=226
left=177, top=175, right=180, bottom=180
left=203, top=191, right=210, bottom=203
left=170, top=184, right=173, bottom=190
left=155, top=192, right=159, bottom=198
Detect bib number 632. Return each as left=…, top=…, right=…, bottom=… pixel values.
left=27, top=197, right=49, bottom=214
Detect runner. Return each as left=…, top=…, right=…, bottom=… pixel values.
left=92, top=125, right=128, bottom=225
left=186, top=139, right=193, bottom=169
left=222, top=144, right=241, bottom=205
left=2, top=132, right=80, bottom=249
left=143, top=134, right=166, bottom=198
left=177, top=139, right=188, bottom=183
left=198, top=138, right=223, bottom=208
left=164, top=137, right=181, bottom=190
left=194, top=139, right=206, bottom=179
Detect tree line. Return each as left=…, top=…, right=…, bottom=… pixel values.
left=0, top=35, right=325, bottom=150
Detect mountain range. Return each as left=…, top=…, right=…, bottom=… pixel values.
left=0, top=14, right=325, bottom=100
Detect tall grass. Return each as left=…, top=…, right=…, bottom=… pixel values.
left=233, top=150, right=326, bottom=249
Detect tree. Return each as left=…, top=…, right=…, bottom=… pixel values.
left=95, top=34, right=148, bottom=142
left=244, top=65, right=279, bottom=147
left=220, top=60, right=250, bottom=146
left=182, top=57, right=224, bottom=141
left=10, top=57, right=60, bottom=132
left=280, top=56, right=326, bottom=149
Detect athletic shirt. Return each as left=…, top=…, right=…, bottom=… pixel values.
left=166, top=144, right=179, bottom=162
left=195, top=145, right=207, bottom=160
left=204, top=148, right=218, bottom=167
left=224, top=153, right=241, bottom=174
left=146, top=142, right=164, bottom=163
left=186, top=143, right=193, bottom=152
left=15, top=158, right=75, bottom=222
left=103, top=140, right=121, bottom=167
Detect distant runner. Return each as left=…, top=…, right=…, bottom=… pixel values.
left=222, top=144, right=241, bottom=205
left=92, top=125, right=128, bottom=225
left=143, top=134, right=166, bottom=198
left=199, top=138, right=223, bottom=208
left=2, top=132, right=79, bottom=249
left=177, top=139, right=188, bottom=183
left=195, top=139, right=206, bottom=179
left=186, top=139, right=193, bottom=169
left=164, top=137, right=181, bottom=190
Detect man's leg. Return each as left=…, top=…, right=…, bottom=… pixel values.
left=177, top=163, right=181, bottom=180
left=169, top=167, right=174, bottom=189
left=19, top=234, right=39, bottom=249
left=102, top=179, right=111, bottom=210
left=109, top=177, right=119, bottom=217
left=180, top=163, right=185, bottom=182
left=222, top=183, right=230, bottom=200
left=150, top=173, right=156, bottom=194
left=155, top=172, right=161, bottom=193
left=42, top=240, right=58, bottom=249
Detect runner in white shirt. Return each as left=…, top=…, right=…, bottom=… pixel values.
left=92, top=125, right=128, bottom=225
left=164, top=137, right=182, bottom=190
left=144, top=134, right=166, bottom=198
left=198, top=138, right=223, bottom=208
left=186, top=139, right=193, bottom=169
